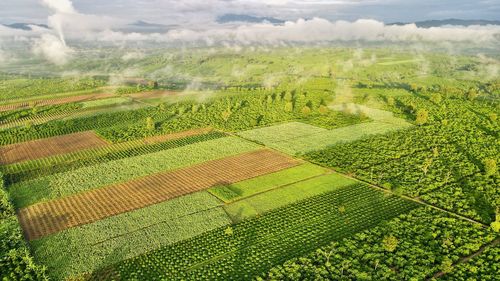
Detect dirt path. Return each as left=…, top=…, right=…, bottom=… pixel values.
left=429, top=237, right=500, bottom=280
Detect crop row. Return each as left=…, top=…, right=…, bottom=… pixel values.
left=2, top=131, right=226, bottom=185
left=306, top=97, right=499, bottom=223
left=9, top=136, right=260, bottom=208
left=239, top=120, right=412, bottom=156
left=31, top=191, right=230, bottom=280
left=88, top=184, right=420, bottom=280
left=224, top=173, right=356, bottom=222
left=208, top=163, right=328, bottom=203
left=260, top=207, right=497, bottom=280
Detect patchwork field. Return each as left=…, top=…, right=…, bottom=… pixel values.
left=88, top=184, right=421, bottom=280
left=19, top=149, right=299, bottom=240
left=0, top=47, right=498, bottom=280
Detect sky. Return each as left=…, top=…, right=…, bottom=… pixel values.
left=1, top=0, right=500, bottom=24
left=1, top=0, right=499, bottom=66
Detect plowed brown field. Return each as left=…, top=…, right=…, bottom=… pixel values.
left=0, top=131, right=109, bottom=164
left=18, top=149, right=299, bottom=240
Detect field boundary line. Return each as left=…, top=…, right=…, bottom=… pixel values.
left=326, top=169, right=489, bottom=227
left=219, top=170, right=332, bottom=205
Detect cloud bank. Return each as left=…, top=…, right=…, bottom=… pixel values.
left=0, top=0, right=499, bottom=66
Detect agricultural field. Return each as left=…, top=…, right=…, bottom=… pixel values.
left=0, top=42, right=499, bottom=280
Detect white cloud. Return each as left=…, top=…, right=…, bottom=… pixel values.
left=41, top=0, right=76, bottom=14
left=32, top=33, right=73, bottom=65
left=162, top=18, right=500, bottom=44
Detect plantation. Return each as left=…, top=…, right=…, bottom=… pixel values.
left=31, top=191, right=231, bottom=279
left=0, top=46, right=498, bottom=280
left=88, top=184, right=420, bottom=280
left=260, top=207, right=497, bottom=280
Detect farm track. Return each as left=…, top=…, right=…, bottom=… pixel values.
left=18, top=149, right=300, bottom=240
left=0, top=131, right=109, bottom=165
left=429, top=237, right=500, bottom=280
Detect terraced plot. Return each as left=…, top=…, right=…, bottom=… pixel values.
left=18, top=149, right=299, bottom=240
left=88, top=184, right=420, bottom=280
left=0, top=131, right=109, bottom=164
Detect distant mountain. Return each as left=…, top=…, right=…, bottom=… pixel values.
left=130, top=20, right=168, bottom=28
left=217, top=14, right=285, bottom=24
left=2, top=23, right=48, bottom=30
left=122, top=20, right=172, bottom=33
left=390, top=19, right=500, bottom=27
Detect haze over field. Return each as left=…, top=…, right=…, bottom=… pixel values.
left=0, top=0, right=500, bottom=65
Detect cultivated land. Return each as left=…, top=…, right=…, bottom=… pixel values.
left=0, top=47, right=498, bottom=280
left=0, top=131, right=108, bottom=164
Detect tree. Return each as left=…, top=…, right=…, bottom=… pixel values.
left=466, top=88, right=478, bottom=101
left=433, top=147, right=439, bottom=157
left=224, top=226, right=234, bottom=236
left=284, top=102, right=294, bottom=112
left=222, top=110, right=232, bottom=121
left=430, top=93, right=442, bottom=104
left=301, top=105, right=311, bottom=116
left=491, top=209, right=500, bottom=232
left=382, top=235, right=398, bottom=252
left=145, top=117, right=155, bottom=131
left=284, top=91, right=293, bottom=102
left=415, top=109, right=429, bottom=125
left=483, top=159, right=497, bottom=177
left=440, top=257, right=454, bottom=274
left=319, top=105, right=329, bottom=115
left=489, top=113, right=497, bottom=122
left=387, top=97, right=395, bottom=106
left=266, top=95, right=274, bottom=105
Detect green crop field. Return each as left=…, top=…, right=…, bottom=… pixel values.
left=0, top=15, right=499, bottom=280
left=9, top=136, right=259, bottom=208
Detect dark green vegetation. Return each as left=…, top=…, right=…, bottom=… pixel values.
left=0, top=172, right=48, bottom=280
left=307, top=97, right=499, bottom=224
left=0, top=47, right=498, bottom=280
left=260, top=207, right=496, bottom=280
left=88, top=184, right=419, bottom=280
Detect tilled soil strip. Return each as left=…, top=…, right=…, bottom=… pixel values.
left=0, top=131, right=109, bottom=165
left=19, top=149, right=300, bottom=240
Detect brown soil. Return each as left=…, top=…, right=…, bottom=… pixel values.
left=18, top=149, right=299, bottom=241
left=0, top=131, right=109, bottom=164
